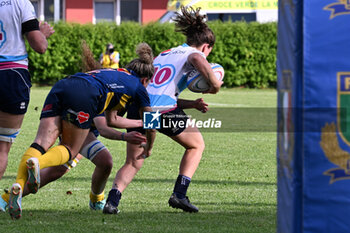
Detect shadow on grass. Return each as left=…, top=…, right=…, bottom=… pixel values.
left=0, top=208, right=275, bottom=233
left=58, top=176, right=276, bottom=186
left=0, top=176, right=276, bottom=232
left=1, top=176, right=275, bottom=192
left=132, top=178, right=276, bottom=186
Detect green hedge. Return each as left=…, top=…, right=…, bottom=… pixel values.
left=27, top=21, right=277, bottom=88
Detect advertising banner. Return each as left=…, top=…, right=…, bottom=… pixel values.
left=167, top=0, right=278, bottom=11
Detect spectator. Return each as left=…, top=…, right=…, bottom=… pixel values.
left=100, top=43, right=120, bottom=69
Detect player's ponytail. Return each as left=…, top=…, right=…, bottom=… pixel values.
left=136, top=42, right=154, bottom=65
left=174, top=6, right=215, bottom=48
left=81, top=40, right=102, bottom=72
left=125, top=42, right=154, bottom=79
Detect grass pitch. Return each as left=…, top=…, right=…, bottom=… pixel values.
left=0, top=87, right=277, bottom=232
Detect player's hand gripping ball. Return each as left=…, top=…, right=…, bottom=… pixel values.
left=186, top=63, right=224, bottom=93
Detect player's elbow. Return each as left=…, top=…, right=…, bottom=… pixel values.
left=106, top=120, right=114, bottom=128
left=30, top=41, right=48, bottom=54
left=212, top=85, right=221, bottom=94
left=210, top=80, right=223, bottom=94
left=34, top=45, right=48, bottom=54
left=97, top=128, right=108, bottom=137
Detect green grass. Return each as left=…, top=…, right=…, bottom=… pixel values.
left=0, top=87, right=277, bottom=232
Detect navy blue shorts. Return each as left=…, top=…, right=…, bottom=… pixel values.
left=0, top=69, right=31, bottom=114
left=40, top=76, right=100, bottom=129
left=127, top=105, right=189, bottom=137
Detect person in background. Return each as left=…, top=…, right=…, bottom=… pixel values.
left=0, top=0, right=54, bottom=180
left=100, top=43, right=120, bottom=69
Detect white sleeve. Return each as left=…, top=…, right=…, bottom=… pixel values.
left=20, top=0, right=37, bottom=23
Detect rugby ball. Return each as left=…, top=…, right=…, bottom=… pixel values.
left=186, top=63, right=224, bottom=93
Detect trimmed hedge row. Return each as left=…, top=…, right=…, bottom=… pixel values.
left=27, top=21, right=277, bottom=88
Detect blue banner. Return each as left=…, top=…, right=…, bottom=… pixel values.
left=277, top=0, right=303, bottom=232
left=277, top=0, right=350, bottom=232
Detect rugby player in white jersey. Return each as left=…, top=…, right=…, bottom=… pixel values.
left=0, top=0, right=54, bottom=180
left=103, top=6, right=222, bottom=214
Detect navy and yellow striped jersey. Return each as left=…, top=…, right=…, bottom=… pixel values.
left=72, top=68, right=150, bottom=115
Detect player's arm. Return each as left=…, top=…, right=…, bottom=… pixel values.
left=177, top=98, right=208, bottom=113
left=135, top=82, right=156, bottom=157
left=94, top=116, right=146, bottom=144
left=187, top=53, right=222, bottom=94
left=139, top=106, right=156, bottom=158
left=24, top=20, right=54, bottom=54
left=104, top=110, right=143, bottom=129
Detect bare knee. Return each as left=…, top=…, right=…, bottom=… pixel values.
left=93, top=152, right=113, bottom=174
left=197, top=139, right=205, bottom=152
left=172, top=129, right=206, bottom=153
left=125, top=158, right=143, bottom=172
left=101, top=156, right=113, bottom=173
left=132, top=160, right=143, bottom=171
left=0, top=149, right=9, bottom=178
left=187, top=137, right=205, bottom=152
left=125, top=143, right=144, bottom=171
left=0, top=141, right=11, bottom=154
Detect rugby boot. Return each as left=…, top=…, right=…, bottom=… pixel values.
left=8, top=183, right=22, bottom=219
left=0, top=194, right=8, bottom=212
left=102, top=201, right=120, bottom=215
left=168, top=193, right=199, bottom=213
left=26, top=157, right=40, bottom=194
left=89, top=199, right=106, bottom=210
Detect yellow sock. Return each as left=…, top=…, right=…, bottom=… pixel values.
left=1, top=192, right=9, bottom=204
left=15, top=147, right=43, bottom=190
left=90, top=191, right=105, bottom=203
left=38, top=145, right=70, bottom=169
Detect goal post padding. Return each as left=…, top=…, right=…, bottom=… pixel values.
left=277, top=0, right=350, bottom=232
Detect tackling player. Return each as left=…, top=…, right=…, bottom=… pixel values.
left=6, top=43, right=156, bottom=219
left=0, top=115, right=145, bottom=212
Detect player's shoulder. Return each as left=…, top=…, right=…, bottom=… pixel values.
left=114, top=69, right=140, bottom=85
left=173, top=44, right=202, bottom=57
left=16, top=0, right=34, bottom=10
left=115, top=68, right=132, bottom=77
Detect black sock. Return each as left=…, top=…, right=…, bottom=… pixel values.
left=173, top=175, right=191, bottom=199
left=30, top=142, right=46, bottom=154
left=106, top=188, right=122, bottom=207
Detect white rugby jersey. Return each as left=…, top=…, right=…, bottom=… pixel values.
left=0, top=0, right=37, bottom=69
left=147, top=43, right=205, bottom=111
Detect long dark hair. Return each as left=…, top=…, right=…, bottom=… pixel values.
left=81, top=40, right=101, bottom=72
left=173, top=6, right=215, bottom=48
